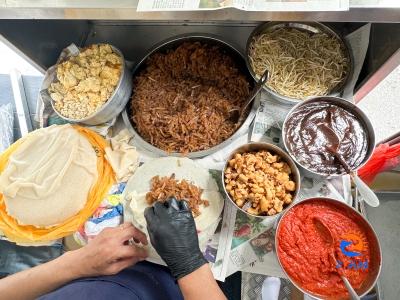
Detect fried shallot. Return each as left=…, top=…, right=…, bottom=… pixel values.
left=131, top=42, right=250, bottom=153
left=146, top=174, right=209, bottom=217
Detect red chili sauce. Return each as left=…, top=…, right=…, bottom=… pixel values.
left=277, top=200, right=370, bottom=299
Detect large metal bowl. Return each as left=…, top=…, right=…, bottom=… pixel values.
left=222, top=142, right=301, bottom=219
left=122, top=34, right=259, bottom=159
left=275, top=197, right=382, bottom=300
left=282, top=96, right=375, bottom=179
left=245, top=22, right=354, bottom=105
left=50, top=45, right=132, bottom=125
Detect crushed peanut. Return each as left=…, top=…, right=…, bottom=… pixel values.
left=49, top=44, right=122, bottom=119
left=224, top=150, right=296, bottom=216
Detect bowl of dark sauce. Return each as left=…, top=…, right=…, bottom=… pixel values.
left=282, top=96, right=375, bottom=178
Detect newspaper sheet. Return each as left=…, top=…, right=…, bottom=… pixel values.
left=224, top=176, right=351, bottom=278
left=137, top=0, right=349, bottom=12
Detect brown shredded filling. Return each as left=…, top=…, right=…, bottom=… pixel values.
left=131, top=42, right=250, bottom=153
left=145, top=174, right=210, bottom=217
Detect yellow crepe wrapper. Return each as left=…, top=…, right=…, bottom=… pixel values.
left=0, top=125, right=115, bottom=244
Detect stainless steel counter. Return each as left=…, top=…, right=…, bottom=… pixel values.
left=365, top=192, right=400, bottom=300
left=0, top=0, right=399, bottom=22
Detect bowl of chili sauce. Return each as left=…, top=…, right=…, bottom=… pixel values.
left=275, top=198, right=381, bottom=299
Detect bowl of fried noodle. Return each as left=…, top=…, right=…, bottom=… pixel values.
left=246, top=22, right=353, bottom=105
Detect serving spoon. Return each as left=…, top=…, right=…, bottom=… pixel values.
left=229, top=69, right=269, bottom=124
left=317, top=124, right=379, bottom=207
left=313, top=217, right=361, bottom=300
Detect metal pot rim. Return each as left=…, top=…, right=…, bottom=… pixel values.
left=281, top=96, right=376, bottom=178
left=245, top=21, right=354, bottom=105
left=274, top=197, right=382, bottom=300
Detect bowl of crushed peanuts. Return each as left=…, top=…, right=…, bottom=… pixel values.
left=48, top=44, right=132, bottom=125
left=223, top=142, right=300, bottom=218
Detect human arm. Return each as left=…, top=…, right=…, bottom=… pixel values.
left=177, top=264, right=226, bottom=300
left=144, top=198, right=226, bottom=300
left=0, top=223, right=148, bottom=300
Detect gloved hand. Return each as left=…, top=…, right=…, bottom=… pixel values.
left=144, top=197, right=207, bottom=279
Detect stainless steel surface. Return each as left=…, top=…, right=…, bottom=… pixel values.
left=0, top=35, right=45, bottom=75
left=357, top=48, right=400, bottom=144
left=221, top=142, right=301, bottom=219
left=10, top=69, right=32, bottom=136
left=275, top=197, right=382, bottom=300
left=0, top=1, right=400, bottom=22
left=364, top=192, right=400, bottom=300
left=355, top=48, right=400, bottom=104
left=50, top=46, right=132, bottom=125
left=123, top=34, right=259, bottom=158
left=245, top=22, right=354, bottom=105
left=282, top=96, right=376, bottom=178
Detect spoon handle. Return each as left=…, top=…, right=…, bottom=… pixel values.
left=241, top=69, right=269, bottom=113
left=352, top=173, right=380, bottom=207
left=341, top=276, right=361, bottom=300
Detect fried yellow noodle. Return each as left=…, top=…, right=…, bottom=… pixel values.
left=249, top=27, right=349, bottom=100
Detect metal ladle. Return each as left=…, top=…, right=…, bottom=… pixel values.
left=318, top=124, right=380, bottom=207
left=313, top=217, right=361, bottom=300
left=229, top=69, right=269, bottom=124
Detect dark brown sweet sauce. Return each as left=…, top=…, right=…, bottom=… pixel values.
left=285, top=101, right=368, bottom=175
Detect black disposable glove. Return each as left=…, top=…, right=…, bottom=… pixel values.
left=144, top=197, right=207, bottom=279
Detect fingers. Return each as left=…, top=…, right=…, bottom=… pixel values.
left=144, top=206, right=155, bottom=221
left=118, top=224, right=148, bottom=245
left=108, top=256, right=141, bottom=275
left=118, top=244, right=148, bottom=260
left=153, top=201, right=166, bottom=215
left=110, top=223, right=148, bottom=246
left=179, top=200, right=190, bottom=211
left=145, top=206, right=158, bottom=233
left=155, top=198, right=187, bottom=213
left=168, top=197, right=180, bottom=211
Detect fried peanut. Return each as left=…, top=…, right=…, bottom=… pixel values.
left=285, top=181, right=296, bottom=192
left=224, top=150, right=296, bottom=216
left=247, top=206, right=260, bottom=215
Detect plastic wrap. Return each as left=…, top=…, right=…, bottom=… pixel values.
left=359, top=143, right=400, bottom=184
left=0, top=103, right=14, bottom=152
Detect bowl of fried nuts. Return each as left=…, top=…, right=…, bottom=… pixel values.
left=222, top=142, right=300, bottom=218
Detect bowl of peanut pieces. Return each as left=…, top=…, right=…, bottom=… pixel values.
left=223, top=142, right=300, bottom=218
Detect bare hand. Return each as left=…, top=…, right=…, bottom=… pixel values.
left=70, top=223, right=148, bottom=277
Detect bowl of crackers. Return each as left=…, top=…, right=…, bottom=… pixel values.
left=222, top=142, right=300, bottom=218
left=47, top=43, right=132, bottom=125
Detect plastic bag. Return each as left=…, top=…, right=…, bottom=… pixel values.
left=358, top=143, right=400, bottom=184
left=0, top=103, right=14, bottom=152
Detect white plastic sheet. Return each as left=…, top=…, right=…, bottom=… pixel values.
left=0, top=103, right=14, bottom=152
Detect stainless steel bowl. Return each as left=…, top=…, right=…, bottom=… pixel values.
left=50, top=45, right=132, bottom=125
left=245, top=22, right=354, bottom=105
left=275, top=197, right=382, bottom=300
left=282, top=96, right=375, bottom=178
left=122, top=34, right=259, bottom=159
left=222, top=142, right=301, bottom=219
